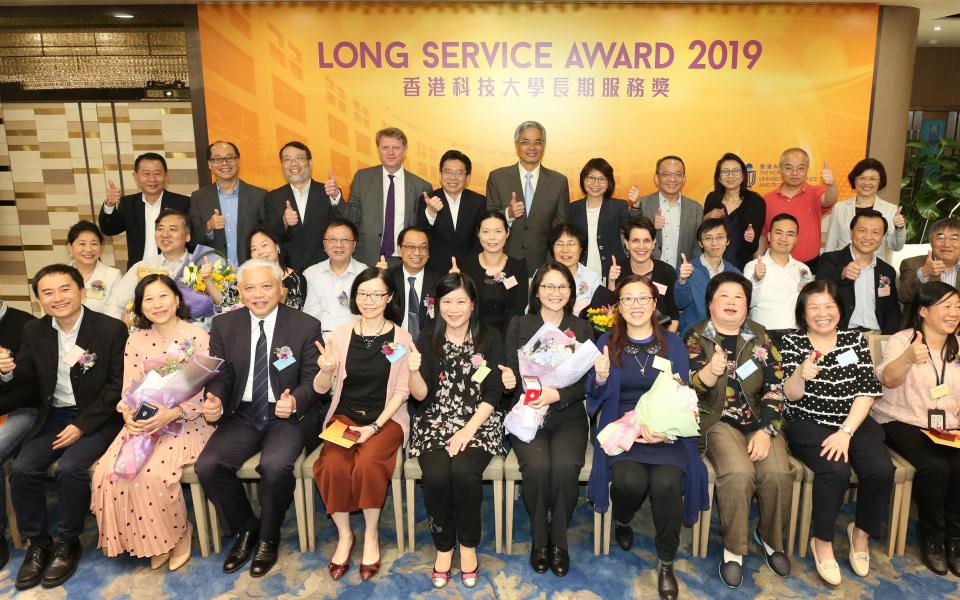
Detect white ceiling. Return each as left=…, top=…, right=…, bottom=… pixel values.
left=1, top=0, right=958, bottom=47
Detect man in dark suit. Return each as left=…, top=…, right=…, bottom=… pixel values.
left=416, top=149, right=485, bottom=272
left=333, top=127, right=431, bottom=267
left=188, top=141, right=267, bottom=266
left=196, top=258, right=322, bottom=578
left=386, top=226, right=440, bottom=340
left=0, top=265, right=126, bottom=590
left=263, top=141, right=359, bottom=272
left=816, top=210, right=901, bottom=334
left=898, top=217, right=960, bottom=328
left=627, top=155, right=703, bottom=270
left=486, top=120, right=569, bottom=270
left=98, top=152, right=191, bottom=268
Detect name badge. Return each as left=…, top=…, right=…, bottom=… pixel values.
left=385, top=344, right=407, bottom=364
left=929, top=408, right=947, bottom=431
left=930, top=384, right=951, bottom=401
left=735, top=360, right=759, bottom=380
left=654, top=282, right=668, bottom=295
left=86, top=289, right=104, bottom=299
left=273, top=356, right=296, bottom=371
left=836, top=349, right=859, bottom=367
left=63, top=345, right=84, bottom=367
left=502, top=275, right=518, bottom=290
left=878, top=286, right=891, bottom=297
left=471, top=364, right=491, bottom=383
left=652, top=356, right=672, bottom=372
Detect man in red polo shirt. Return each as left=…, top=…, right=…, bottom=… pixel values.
left=761, top=148, right=838, bottom=272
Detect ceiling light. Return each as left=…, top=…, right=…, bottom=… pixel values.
left=929, top=39, right=939, bottom=45
left=113, top=13, right=134, bottom=19
left=933, top=26, right=942, bottom=31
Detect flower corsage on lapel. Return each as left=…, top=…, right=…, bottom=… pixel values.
left=382, top=341, right=408, bottom=364
left=469, top=352, right=491, bottom=383
left=878, top=275, right=892, bottom=297
left=423, top=295, right=435, bottom=319
left=79, top=352, right=97, bottom=374
left=88, top=279, right=106, bottom=299
left=273, top=345, right=296, bottom=370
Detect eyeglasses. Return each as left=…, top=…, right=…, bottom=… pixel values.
left=400, top=243, right=429, bottom=253
left=210, top=155, right=238, bottom=165
left=323, top=237, right=356, bottom=245
left=657, top=171, right=685, bottom=180
left=781, top=165, right=808, bottom=174
left=720, top=169, right=742, bottom=177
left=518, top=139, right=544, bottom=147
left=585, top=175, right=608, bottom=184
left=281, top=156, right=308, bottom=165
left=356, top=291, right=389, bottom=302
left=620, top=295, right=654, bottom=307
left=552, top=240, right=580, bottom=249
left=702, top=235, right=728, bottom=243
left=441, top=169, right=467, bottom=177
left=539, top=283, right=571, bottom=293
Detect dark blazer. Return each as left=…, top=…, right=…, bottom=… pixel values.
left=98, top=191, right=191, bottom=265
left=897, top=254, right=933, bottom=329
left=633, top=192, right=703, bottom=267
left=461, top=253, right=529, bottom=332
left=568, top=197, right=629, bottom=276
left=344, top=166, right=433, bottom=267
left=413, top=324, right=505, bottom=414
left=0, top=305, right=36, bottom=357
left=0, top=309, right=127, bottom=441
left=188, top=180, right=267, bottom=265
left=263, top=180, right=358, bottom=272
left=416, top=187, right=486, bottom=272
left=702, top=190, right=765, bottom=270
left=387, top=264, right=442, bottom=335
left=206, top=304, right=323, bottom=432
left=587, top=259, right=679, bottom=326
left=486, top=163, right=569, bottom=269
left=503, top=313, right=593, bottom=429
left=816, top=246, right=901, bottom=334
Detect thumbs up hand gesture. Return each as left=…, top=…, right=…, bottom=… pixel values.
left=376, top=255, right=388, bottom=269
left=199, top=255, right=213, bottom=279
left=654, top=208, right=665, bottom=230
left=595, top=346, right=611, bottom=384
left=754, top=256, right=766, bottom=281
left=842, top=261, right=862, bottom=281
left=283, top=200, right=299, bottom=226
left=893, top=205, right=906, bottom=230
left=821, top=161, right=835, bottom=186
left=498, top=364, right=516, bottom=390
left=606, top=256, right=621, bottom=291
left=105, top=179, right=121, bottom=207
left=508, top=191, right=525, bottom=219
left=744, top=223, right=756, bottom=243
left=709, top=344, right=727, bottom=377
left=678, top=253, right=694, bottom=283
left=628, top=184, right=641, bottom=208
left=903, top=331, right=930, bottom=365
left=324, top=169, right=339, bottom=198
left=923, top=250, right=946, bottom=278
left=275, top=388, right=296, bottom=419
left=0, top=346, right=15, bottom=375
left=202, top=392, right=223, bottom=422
left=207, top=208, right=225, bottom=231
left=423, top=191, right=444, bottom=218
left=449, top=257, right=460, bottom=274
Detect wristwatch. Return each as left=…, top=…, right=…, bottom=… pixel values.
left=840, top=424, right=853, bottom=436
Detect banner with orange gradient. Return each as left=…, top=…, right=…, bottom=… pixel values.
left=198, top=2, right=878, bottom=201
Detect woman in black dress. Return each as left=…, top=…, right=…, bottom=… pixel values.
left=248, top=228, right=307, bottom=310
left=702, top=153, right=765, bottom=270
left=408, top=272, right=504, bottom=589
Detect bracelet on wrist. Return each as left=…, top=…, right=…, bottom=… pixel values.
left=370, top=422, right=382, bottom=434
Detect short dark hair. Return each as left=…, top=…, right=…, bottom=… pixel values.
left=349, top=266, right=399, bottom=322
left=324, top=217, right=358, bottom=242
left=132, top=274, right=191, bottom=330
left=769, top=212, right=799, bottom=232
left=930, top=217, right=960, bottom=240
left=477, top=209, right=509, bottom=233
left=439, top=149, right=472, bottom=175
left=548, top=222, right=587, bottom=262
left=578, top=157, right=615, bottom=199
left=847, top=158, right=887, bottom=190
left=622, top=216, right=656, bottom=242
left=705, top=272, right=753, bottom=312
left=67, top=220, right=104, bottom=245
left=206, top=141, right=240, bottom=161
left=795, top=280, right=844, bottom=334
left=279, top=141, right=311, bottom=161
left=849, top=208, right=889, bottom=234
left=156, top=208, right=189, bottom=230
left=696, top=218, right=729, bottom=242
left=32, top=264, right=83, bottom=297
left=397, top=225, right=429, bottom=248
left=134, top=152, right=168, bottom=172
left=656, top=155, right=685, bottom=173
left=528, top=260, right=577, bottom=315
left=246, top=227, right=288, bottom=271
left=428, top=272, right=484, bottom=353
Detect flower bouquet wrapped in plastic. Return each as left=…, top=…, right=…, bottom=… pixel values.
left=111, top=340, right=224, bottom=480
left=178, top=245, right=238, bottom=319
left=597, top=369, right=700, bottom=456
left=504, top=323, right=600, bottom=442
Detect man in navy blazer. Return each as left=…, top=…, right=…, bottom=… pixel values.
left=386, top=226, right=441, bottom=340
left=196, top=258, right=322, bottom=578
left=98, top=152, right=191, bottom=268
left=0, top=265, right=126, bottom=590
left=263, top=141, right=359, bottom=272
left=188, top=141, right=267, bottom=266
left=417, top=149, right=485, bottom=272
left=486, top=120, right=569, bottom=270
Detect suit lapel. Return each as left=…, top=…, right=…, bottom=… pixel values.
left=131, top=194, right=145, bottom=242
left=404, top=174, right=418, bottom=225
left=369, top=168, right=385, bottom=234
left=236, top=181, right=249, bottom=242
left=268, top=308, right=286, bottom=398
left=234, top=313, right=252, bottom=400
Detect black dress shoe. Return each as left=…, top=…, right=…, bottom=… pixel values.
left=657, top=561, right=679, bottom=600
left=223, top=527, right=259, bottom=573
left=0, top=537, right=9, bottom=571
left=615, top=522, right=634, bottom=551
left=753, top=529, right=791, bottom=577
left=549, top=545, right=570, bottom=577
left=719, top=559, right=743, bottom=588
left=921, top=530, right=948, bottom=576
left=250, top=540, right=279, bottom=578
left=947, top=538, right=960, bottom=577
left=41, top=538, right=82, bottom=588
left=529, top=545, right=550, bottom=573
left=15, top=540, right=52, bottom=591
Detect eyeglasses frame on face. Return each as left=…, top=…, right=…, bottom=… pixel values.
left=539, top=283, right=571, bottom=293
left=399, top=243, right=429, bottom=253
left=209, top=155, right=238, bottom=165
left=356, top=291, right=389, bottom=302
left=619, top=295, right=654, bottom=307
left=323, top=237, right=356, bottom=245
left=281, top=155, right=309, bottom=165
left=518, top=139, right=544, bottom=147
left=585, top=175, right=608, bottom=184
left=441, top=169, right=467, bottom=177
left=657, top=171, right=685, bottom=180
left=781, top=164, right=808, bottom=174
left=719, top=169, right=742, bottom=177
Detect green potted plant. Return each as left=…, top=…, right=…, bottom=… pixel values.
left=899, top=136, right=960, bottom=243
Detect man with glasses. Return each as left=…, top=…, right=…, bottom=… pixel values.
left=760, top=147, right=838, bottom=273
left=627, top=155, right=703, bottom=270
left=898, top=217, right=960, bottom=325
left=386, top=226, right=440, bottom=341
left=189, top=141, right=267, bottom=266
left=263, top=141, right=357, bottom=272
left=302, top=219, right=368, bottom=336
left=417, top=149, right=486, bottom=272
left=486, top=120, right=569, bottom=269
left=675, top=218, right=742, bottom=337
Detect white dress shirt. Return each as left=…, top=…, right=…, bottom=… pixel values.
left=52, top=307, right=85, bottom=408
left=744, top=251, right=814, bottom=330
left=241, top=306, right=278, bottom=404
left=104, top=249, right=190, bottom=318
left=848, top=249, right=881, bottom=331
left=507, top=163, right=541, bottom=226
left=425, top=191, right=462, bottom=228
left=585, top=203, right=602, bottom=275
left=383, top=167, right=406, bottom=255
left=290, top=180, right=311, bottom=218
left=658, top=193, right=683, bottom=268
left=302, top=257, right=368, bottom=332
left=400, top=267, right=425, bottom=332
left=101, top=192, right=165, bottom=260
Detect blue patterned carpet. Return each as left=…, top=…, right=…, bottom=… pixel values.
left=2, top=481, right=959, bottom=599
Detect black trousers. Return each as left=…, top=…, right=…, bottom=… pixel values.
left=884, top=421, right=960, bottom=541
left=418, top=447, right=492, bottom=552
left=195, top=416, right=305, bottom=542
left=11, top=408, right=111, bottom=540
left=610, top=460, right=683, bottom=562
left=787, top=417, right=895, bottom=541
left=509, top=415, right=588, bottom=549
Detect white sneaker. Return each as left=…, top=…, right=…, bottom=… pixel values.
left=847, top=522, right=870, bottom=577
left=810, top=538, right=842, bottom=586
